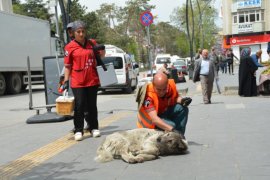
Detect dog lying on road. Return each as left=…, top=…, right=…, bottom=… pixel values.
left=95, top=128, right=188, bottom=163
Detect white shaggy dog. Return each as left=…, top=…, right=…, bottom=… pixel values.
left=95, top=128, right=188, bottom=163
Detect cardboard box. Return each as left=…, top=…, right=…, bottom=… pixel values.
left=55, top=96, right=74, bottom=116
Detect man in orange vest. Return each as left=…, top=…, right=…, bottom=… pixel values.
left=137, top=72, right=191, bottom=139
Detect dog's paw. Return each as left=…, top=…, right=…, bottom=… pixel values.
left=127, top=158, right=137, bottom=164
left=135, top=157, right=144, bottom=163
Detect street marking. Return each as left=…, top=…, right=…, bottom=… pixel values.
left=225, top=103, right=245, bottom=109
left=0, top=111, right=132, bottom=179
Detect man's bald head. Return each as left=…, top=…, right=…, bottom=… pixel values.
left=202, top=49, right=209, bottom=59
left=153, top=72, right=168, bottom=86
left=153, top=72, right=168, bottom=97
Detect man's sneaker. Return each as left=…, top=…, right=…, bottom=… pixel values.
left=74, top=132, right=83, bottom=141
left=92, top=129, right=101, bottom=138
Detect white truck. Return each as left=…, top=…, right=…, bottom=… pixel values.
left=100, top=45, right=138, bottom=93
left=0, top=10, right=59, bottom=95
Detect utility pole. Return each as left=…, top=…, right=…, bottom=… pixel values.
left=186, top=0, right=195, bottom=79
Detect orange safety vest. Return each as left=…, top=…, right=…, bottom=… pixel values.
left=137, top=79, right=178, bottom=129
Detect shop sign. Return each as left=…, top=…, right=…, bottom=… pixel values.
left=238, top=23, right=253, bottom=33
left=237, top=0, right=261, bottom=9
left=230, top=34, right=270, bottom=45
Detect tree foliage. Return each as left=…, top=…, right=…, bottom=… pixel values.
left=170, top=0, right=218, bottom=52
left=11, top=0, right=219, bottom=66
left=13, top=0, right=52, bottom=21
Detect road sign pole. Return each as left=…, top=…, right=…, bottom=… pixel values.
left=140, top=11, right=154, bottom=77
left=146, top=26, right=153, bottom=77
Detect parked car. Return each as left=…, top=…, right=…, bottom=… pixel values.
left=172, top=60, right=188, bottom=75
left=154, top=54, right=172, bottom=71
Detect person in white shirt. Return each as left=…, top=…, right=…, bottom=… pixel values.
left=193, top=49, right=216, bottom=104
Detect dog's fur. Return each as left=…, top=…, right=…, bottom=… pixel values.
left=95, top=128, right=188, bottom=163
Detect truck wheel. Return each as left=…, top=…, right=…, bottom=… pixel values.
left=0, top=73, right=6, bottom=95
left=6, top=72, right=22, bottom=94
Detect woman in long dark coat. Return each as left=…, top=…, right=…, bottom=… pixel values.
left=238, top=48, right=258, bottom=97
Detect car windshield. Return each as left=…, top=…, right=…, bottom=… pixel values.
left=102, top=57, right=123, bottom=69
left=156, top=57, right=171, bottom=64
left=173, top=60, right=186, bottom=66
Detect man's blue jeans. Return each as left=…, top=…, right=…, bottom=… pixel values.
left=159, top=104, right=189, bottom=135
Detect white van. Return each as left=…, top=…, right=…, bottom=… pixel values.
left=100, top=52, right=138, bottom=93
left=154, top=54, right=172, bottom=71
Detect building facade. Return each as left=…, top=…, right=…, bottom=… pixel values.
left=222, top=0, right=270, bottom=61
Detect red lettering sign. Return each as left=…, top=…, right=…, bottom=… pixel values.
left=230, top=34, right=270, bottom=45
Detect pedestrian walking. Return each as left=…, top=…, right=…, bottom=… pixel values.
left=62, top=20, right=103, bottom=141
left=219, top=51, right=227, bottom=74
left=193, top=49, right=216, bottom=104
left=238, top=48, right=258, bottom=97
left=210, top=47, right=220, bottom=76
left=226, top=48, right=239, bottom=75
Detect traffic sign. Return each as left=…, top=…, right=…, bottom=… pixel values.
left=140, top=11, right=153, bottom=26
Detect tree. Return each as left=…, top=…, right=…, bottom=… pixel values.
left=171, top=0, right=218, bottom=51
left=13, top=0, right=52, bottom=21
left=152, top=22, right=187, bottom=57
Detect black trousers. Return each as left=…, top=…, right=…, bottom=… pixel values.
left=72, top=86, right=98, bottom=133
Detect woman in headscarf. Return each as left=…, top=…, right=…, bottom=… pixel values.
left=238, top=47, right=258, bottom=97
left=63, top=20, right=103, bottom=141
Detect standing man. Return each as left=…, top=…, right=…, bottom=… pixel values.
left=226, top=48, right=239, bottom=75
left=251, top=49, right=264, bottom=67
left=193, top=49, right=216, bottom=104
left=210, top=47, right=220, bottom=75
left=137, top=72, right=191, bottom=140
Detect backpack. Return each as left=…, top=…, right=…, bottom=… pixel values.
left=135, top=83, right=148, bottom=110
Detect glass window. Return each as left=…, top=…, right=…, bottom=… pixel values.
left=239, top=14, right=245, bottom=23
left=245, top=14, right=248, bottom=22
left=256, top=13, right=259, bottom=21
left=250, top=14, right=255, bottom=22
left=102, top=57, right=123, bottom=69
left=156, top=58, right=171, bottom=64
left=233, top=15, right=237, bottom=23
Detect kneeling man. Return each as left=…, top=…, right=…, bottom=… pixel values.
left=137, top=72, right=191, bottom=138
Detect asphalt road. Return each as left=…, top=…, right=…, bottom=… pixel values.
left=0, top=68, right=270, bottom=180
